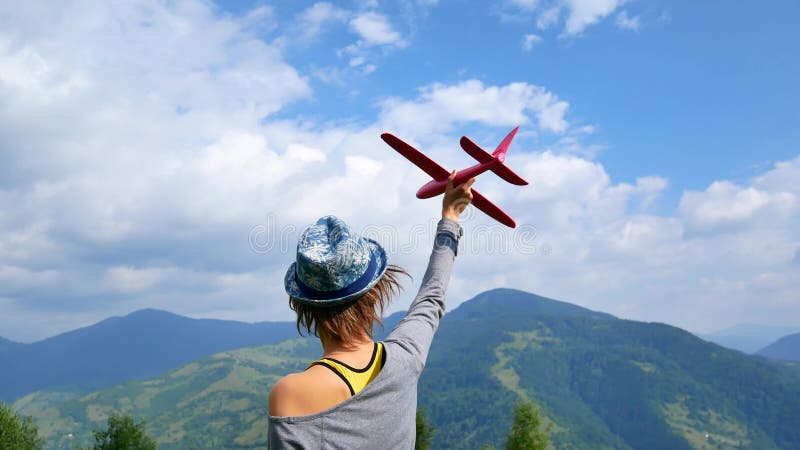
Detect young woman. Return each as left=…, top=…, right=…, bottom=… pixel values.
left=268, top=172, right=474, bottom=449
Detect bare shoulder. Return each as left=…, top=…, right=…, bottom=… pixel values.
left=268, top=373, right=299, bottom=416
left=269, top=368, right=351, bottom=417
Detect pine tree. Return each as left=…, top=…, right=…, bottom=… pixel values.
left=92, top=413, right=157, bottom=450
left=506, top=399, right=550, bottom=450
left=0, top=402, right=44, bottom=450
left=415, top=407, right=434, bottom=450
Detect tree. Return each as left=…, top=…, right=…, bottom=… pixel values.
left=0, top=401, right=44, bottom=450
left=415, top=407, right=434, bottom=450
left=92, top=413, right=157, bottom=450
left=506, top=399, right=550, bottom=450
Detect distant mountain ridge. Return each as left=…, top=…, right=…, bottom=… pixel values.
left=0, top=309, right=301, bottom=402
left=0, top=307, right=407, bottom=403
left=0, top=336, right=19, bottom=346
left=758, top=332, right=800, bottom=362
left=13, top=288, right=800, bottom=449
left=700, top=323, right=800, bottom=354
left=449, top=288, right=615, bottom=321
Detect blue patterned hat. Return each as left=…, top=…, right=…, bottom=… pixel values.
left=284, top=215, right=387, bottom=306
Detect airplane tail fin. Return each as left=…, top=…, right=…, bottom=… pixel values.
left=459, top=127, right=528, bottom=186
left=492, top=126, right=519, bottom=160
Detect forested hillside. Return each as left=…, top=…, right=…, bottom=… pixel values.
left=422, top=290, right=800, bottom=449
left=14, top=289, right=800, bottom=449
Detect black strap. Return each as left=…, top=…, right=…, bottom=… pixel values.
left=308, top=361, right=355, bottom=396
left=321, top=342, right=379, bottom=373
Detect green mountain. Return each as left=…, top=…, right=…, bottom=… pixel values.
left=13, top=289, right=800, bottom=449
left=758, top=332, right=800, bottom=362
left=14, top=339, right=319, bottom=449
left=421, top=290, right=800, bottom=449
left=0, top=309, right=303, bottom=402
left=447, top=288, right=615, bottom=321
left=1, top=309, right=406, bottom=404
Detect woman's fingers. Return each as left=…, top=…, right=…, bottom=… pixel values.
left=442, top=172, right=475, bottom=221
left=463, top=177, right=476, bottom=191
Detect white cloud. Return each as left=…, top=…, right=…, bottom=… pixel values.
left=332, top=11, right=407, bottom=77
left=0, top=0, right=313, bottom=336
left=563, top=0, right=627, bottom=35
left=631, top=176, right=669, bottom=208
left=345, top=155, right=383, bottom=177
left=379, top=79, right=569, bottom=136
left=286, top=143, right=327, bottom=163
left=505, top=0, right=631, bottom=36
left=349, top=55, right=366, bottom=67
left=294, top=2, right=349, bottom=43
left=497, top=155, right=799, bottom=333
left=615, top=10, right=641, bottom=31
left=349, top=12, right=405, bottom=47
left=521, top=33, right=544, bottom=51
left=753, top=156, right=800, bottom=194
left=536, top=6, right=562, bottom=30
left=680, top=181, right=796, bottom=231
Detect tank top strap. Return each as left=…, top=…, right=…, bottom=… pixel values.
left=307, top=342, right=385, bottom=396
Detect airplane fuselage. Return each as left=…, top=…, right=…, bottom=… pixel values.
left=416, top=158, right=500, bottom=199
left=381, top=126, right=525, bottom=228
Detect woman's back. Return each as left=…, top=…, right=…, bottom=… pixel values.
left=268, top=338, right=426, bottom=449
left=268, top=173, right=470, bottom=449
left=269, top=341, right=383, bottom=416
left=268, top=218, right=462, bottom=449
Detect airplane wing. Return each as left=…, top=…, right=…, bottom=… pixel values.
left=381, top=133, right=450, bottom=181
left=459, top=136, right=494, bottom=164
left=461, top=131, right=528, bottom=186
left=471, top=188, right=517, bottom=228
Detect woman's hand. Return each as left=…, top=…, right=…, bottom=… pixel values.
left=442, top=171, right=475, bottom=222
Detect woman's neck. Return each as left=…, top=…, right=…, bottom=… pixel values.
left=320, top=333, right=373, bottom=358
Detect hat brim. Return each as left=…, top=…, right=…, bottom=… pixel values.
left=284, top=238, right=388, bottom=307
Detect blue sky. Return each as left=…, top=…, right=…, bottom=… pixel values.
left=0, top=0, right=798, bottom=341
left=247, top=0, right=800, bottom=193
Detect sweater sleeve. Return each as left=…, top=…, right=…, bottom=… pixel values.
left=385, top=218, right=461, bottom=374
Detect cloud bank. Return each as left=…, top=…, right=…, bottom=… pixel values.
left=0, top=0, right=797, bottom=342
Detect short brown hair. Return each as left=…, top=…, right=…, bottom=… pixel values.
left=289, top=265, right=409, bottom=344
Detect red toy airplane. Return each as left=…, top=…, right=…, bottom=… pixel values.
left=381, top=127, right=528, bottom=228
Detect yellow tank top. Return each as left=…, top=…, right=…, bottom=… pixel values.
left=307, top=342, right=385, bottom=396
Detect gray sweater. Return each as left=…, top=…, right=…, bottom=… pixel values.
left=268, top=219, right=462, bottom=449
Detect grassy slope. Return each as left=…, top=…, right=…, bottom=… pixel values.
left=15, top=339, right=317, bottom=450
